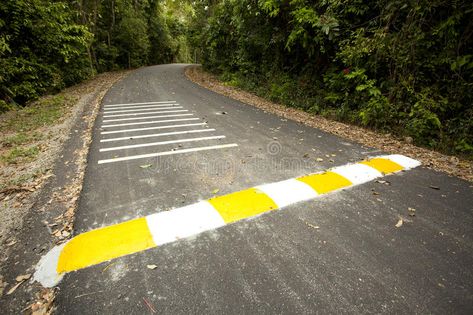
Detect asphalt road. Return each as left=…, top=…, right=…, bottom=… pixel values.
left=56, top=64, right=473, bottom=314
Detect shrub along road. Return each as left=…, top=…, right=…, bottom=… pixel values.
left=50, top=64, right=472, bottom=313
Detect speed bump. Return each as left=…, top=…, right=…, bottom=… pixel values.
left=34, top=154, right=420, bottom=287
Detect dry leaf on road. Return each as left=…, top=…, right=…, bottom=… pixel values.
left=395, top=218, right=404, bottom=228
left=0, top=276, right=7, bottom=296
left=15, top=274, right=31, bottom=282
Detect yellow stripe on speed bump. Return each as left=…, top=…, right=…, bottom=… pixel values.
left=208, top=188, right=278, bottom=223
left=297, top=171, right=352, bottom=194
left=360, top=158, right=404, bottom=174
left=57, top=218, right=155, bottom=273
left=34, top=154, right=421, bottom=287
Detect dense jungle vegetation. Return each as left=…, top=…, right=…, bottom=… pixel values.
left=0, top=0, right=193, bottom=111
left=1, top=0, right=472, bottom=156
left=191, top=0, right=473, bottom=156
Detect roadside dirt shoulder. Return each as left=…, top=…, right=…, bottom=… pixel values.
left=0, top=70, right=130, bottom=313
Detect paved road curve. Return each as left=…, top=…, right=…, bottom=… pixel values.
left=56, top=64, right=473, bottom=314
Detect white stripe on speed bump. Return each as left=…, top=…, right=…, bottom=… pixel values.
left=102, top=118, right=199, bottom=128
left=256, top=179, right=318, bottom=208
left=103, top=113, right=194, bottom=123
left=103, top=110, right=188, bottom=118
left=99, top=135, right=226, bottom=152
left=98, top=143, right=238, bottom=164
left=331, top=163, right=382, bottom=185
left=100, top=129, right=216, bottom=143
left=104, top=107, right=182, bottom=114
left=382, top=154, right=421, bottom=169
left=104, top=101, right=176, bottom=107
left=146, top=201, right=225, bottom=246
left=101, top=123, right=207, bottom=135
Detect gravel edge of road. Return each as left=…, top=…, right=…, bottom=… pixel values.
left=0, top=70, right=130, bottom=314
left=185, top=65, right=472, bottom=183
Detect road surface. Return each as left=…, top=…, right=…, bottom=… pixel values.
left=55, top=64, right=473, bottom=314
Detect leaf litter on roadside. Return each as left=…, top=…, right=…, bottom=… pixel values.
left=26, top=288, right=55, bottom=315
left=6, top=274, right=31, bottom=295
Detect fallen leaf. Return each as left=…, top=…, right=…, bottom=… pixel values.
left=29, top=288, right=55, bottom=315
left=139, top=164, right=152, bottom=169
left=0, top=276, right=7, bottom=296
left=143, top=297, right=157, bottom=313
left=101, top=262, right=116, bottom=273
left=408, top=207, right=416, bottom=217
left=7, top=275, right=30, bottom=295
left=65, top=208, right=74, bottom=217
left=147, top=265, right=158, bottom=270
left=395, top=218, right=403, bottom=228
left=6, top=240, right=17, bottom=247
left=315, top=158, right=324, bottom=162
left=376, top=180, right=391, bottom=185
left=305, top=222, right=319, bottom=230
left=16, top=274, right=31, bottom=282
left=212, top=189, right=219, bottom=194
left=7, top=282, right=23, bottom=295
left=429, top=185, right=440, bottom=190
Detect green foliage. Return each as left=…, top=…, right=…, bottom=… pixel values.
left=0, top=95, right=75, bottom=133
left=2, top=132, right=43, bottom=147
left=0, top=0, right=192, bottom=111
left=88, top=0, right=193, bottom=71
left=115, top=16, right=151, bottom=67
left=2, top=0, right=471, bottom=157
left=1, top=146, right=40, bottom=165
left=190, top=0, right=473, bottom=156
left=0, top=0, right=92, bottom=109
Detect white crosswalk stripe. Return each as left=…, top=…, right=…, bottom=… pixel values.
left=98, top=100, right=237, bottom=164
